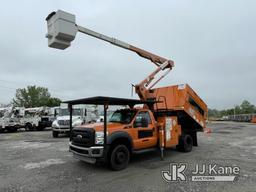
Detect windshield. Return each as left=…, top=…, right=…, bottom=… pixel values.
left=25, top=111, right=36, bottom=117
left=109, top=110, right=136, bottom=124
left=59, top=108, right=82, bottom=116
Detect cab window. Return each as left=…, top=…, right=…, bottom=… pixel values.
left=134, top=111, right=152, bottom=125
left=109, top=110, right=136, bottom=124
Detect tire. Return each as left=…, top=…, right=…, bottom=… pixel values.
left=52, top=130, right=58, bottom=138
left=176, top=134, right=193, bottom=152
left=109, top=144, right=130, bottom=171
left=7, top=127, right=17, bottom=133
left=25, top=123, right=33, bottom=131
left=36, top=126, right=45, bottom=131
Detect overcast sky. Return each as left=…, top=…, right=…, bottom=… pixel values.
left=0, top=0, right=255, bottom=109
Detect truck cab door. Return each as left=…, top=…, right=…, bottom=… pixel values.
left=132, top=111, right=158, bottom=150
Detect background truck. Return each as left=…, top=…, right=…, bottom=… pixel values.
left=20, top=107, right=55, bottom=131
left=51, top=104, right=99, bottom=138
left=45, top=10, right=208, bottom=170
left=0, top=107, right=24, bottom=132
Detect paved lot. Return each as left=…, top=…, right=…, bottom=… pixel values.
left=0, top=122, right=256, bottom=192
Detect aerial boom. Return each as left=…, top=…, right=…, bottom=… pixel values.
left=46, top=10, right=174, bottom=101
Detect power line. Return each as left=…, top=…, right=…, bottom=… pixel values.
left=0, top=79, right=66, bottom=97
left=0, top=79, right=61, bottom=92
left=0, top=84, right=67, bottom=101
left=0, top=85, right=17, bottom=90
left=0, top=79, right=18, bottom=84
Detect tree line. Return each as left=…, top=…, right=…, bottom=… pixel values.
left=208, top=100, right=256, bottom=118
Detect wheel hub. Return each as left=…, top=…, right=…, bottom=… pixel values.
left=116, top=151, right=126, bottom=164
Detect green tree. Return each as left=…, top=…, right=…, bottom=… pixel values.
left=46, top=97, right=62, bottom=107
left=208, top=109, right=220, bottom=118
left=240, top=100, right=255, bottom=114
left=208, top=100, right=256, bottom=118
left=234, top=105, right=241, bottom=115
left=13, top=85, right=61, bottom=107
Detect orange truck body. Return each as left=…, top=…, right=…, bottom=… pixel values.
left=69, top=83, right=207, bottom=170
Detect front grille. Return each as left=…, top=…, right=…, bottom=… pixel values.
left=41, top=117, right=49, bottom=122
left=71, top=128, right=95, bottom=147
left=58, top=120, right=70, bottom=126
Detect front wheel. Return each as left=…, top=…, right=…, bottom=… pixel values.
left=109, top=144, right=130, bottom=171
left=176, top=134, right=193, bottom=152
left=52, top=130, right=58, bottom=138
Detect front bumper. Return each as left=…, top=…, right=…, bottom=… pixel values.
left=0, top=124, right=21, bottom=129
left=52, top=127, right=70, bottom=132
left=69, top=142, right=104, bottom=163
left=39, top=121, right=52, bottom=128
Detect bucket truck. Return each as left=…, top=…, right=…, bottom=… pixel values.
left=45, top=10, right=207, bottom=170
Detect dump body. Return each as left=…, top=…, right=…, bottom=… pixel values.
left=147, top=84, right=207, bottom=132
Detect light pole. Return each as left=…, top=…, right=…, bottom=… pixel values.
left=233, top=105, right=236, bottom=121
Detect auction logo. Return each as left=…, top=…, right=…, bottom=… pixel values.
left=162, top=163, right=187, bottom=182
left=162, top=163, right=240, bottom=182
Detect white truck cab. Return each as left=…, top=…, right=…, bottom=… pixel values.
left=52, top=104, right=98, bottom=138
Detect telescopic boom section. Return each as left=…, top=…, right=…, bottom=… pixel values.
left=77, top=26, right=174, bottom=67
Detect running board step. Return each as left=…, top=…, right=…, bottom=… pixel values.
left=133, top=147, right=158, bottom=154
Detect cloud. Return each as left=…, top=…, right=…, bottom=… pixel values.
left=0, top=0, right=255, bottom=109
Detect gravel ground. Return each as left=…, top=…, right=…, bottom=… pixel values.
left=0, top=122, right=256, bottom=192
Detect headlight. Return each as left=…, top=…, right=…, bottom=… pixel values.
left=95, top=131, right=106, bottom=145
left=52, top=120, right=59, bottom=127
left=72, top=120, right=82, bottom=127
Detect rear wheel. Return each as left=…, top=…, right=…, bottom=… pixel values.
left=7, top=127, right=17, bottom=133
left=25, top=123, right=33, bottom=131
left=36, top=126, right=45, bottom=131
left=176, top=134, right=193, bottom=152
left=52, top=130, right=58, bottom=138
left=109, top=144, right=130, bottom=171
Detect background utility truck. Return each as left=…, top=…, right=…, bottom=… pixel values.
left=45, top=10, right=208, bottom=170
left=21, top=107, right=55, bottom=131
left=52, top=104, right=99, bottom=138
left=0, top=107, right=24, bottom=132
